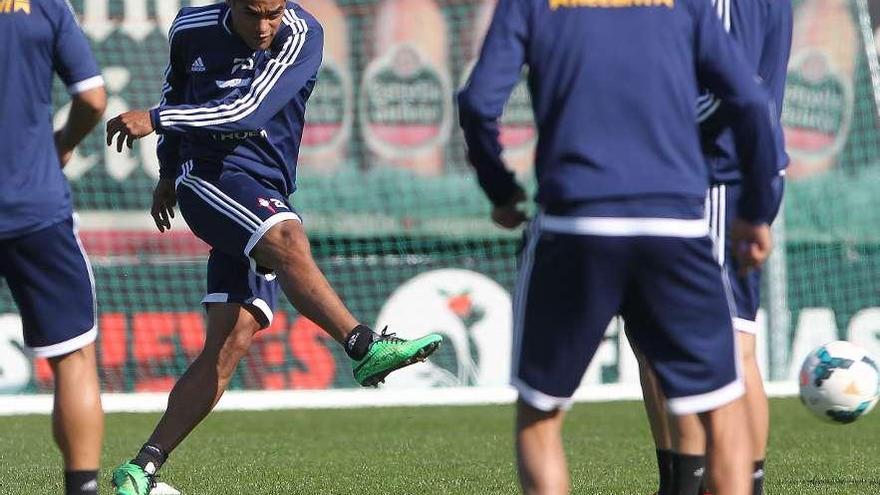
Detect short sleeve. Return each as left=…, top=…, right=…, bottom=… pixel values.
left=52, top=0, right=103, bottom=94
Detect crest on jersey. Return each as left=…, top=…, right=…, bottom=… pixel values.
left=257, top=197, right=288, bottom=214
left=231, top=57, right=255, bottom=74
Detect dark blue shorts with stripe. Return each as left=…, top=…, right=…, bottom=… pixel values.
left=706, top=176, right=784, bottom=333
left=175, top=160, right=300, bottom=327
left=0, top=216, right=96, bottom=357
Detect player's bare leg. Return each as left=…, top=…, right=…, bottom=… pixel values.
left=49, top=343, right=104, bottom=472
left=699, top=398, right=753, bottom=495
left=669, top=412, right=707, bottom=495
left=250, top=219, right=357, bottom=343
left=516, top=400, right=569, bottom=495
left=638, top=357, right=672, bottom=451
left=637, top=351, right=708, bottom=495
left=739, top=331, right=768, bottom=492
left=113, top=303, right=261, bottom=494
left=251, top=219, right=442, bottom=386
left=670, top=413, right=705, bottom=455
left=635, top=350, right=675, bottom=495
left=148, top=303, right=261, bottom=452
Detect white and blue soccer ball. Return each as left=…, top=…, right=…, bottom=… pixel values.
left=799, top=340, right=880, bottom=424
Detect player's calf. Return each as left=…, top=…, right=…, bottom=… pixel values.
left=737, top=331, right=768, bottom=495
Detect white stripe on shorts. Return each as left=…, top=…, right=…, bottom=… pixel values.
left=667, top=378, right=745, bottom=415
left=511, top=217, right=543, bottom=403
left=540, top=214, right=709, bottom=238
left=183, top=163, right=262, bottom=226
left=177, top=162, right=260, bottom=232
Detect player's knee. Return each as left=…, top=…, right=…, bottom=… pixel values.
left=216, top=323, right=258, bottom=380
left=254, top=220, right=311, bottom=270
left=228, top=321, right=258, bottom=357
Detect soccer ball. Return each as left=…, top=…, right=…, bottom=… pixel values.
left=799, top=340, right=880, bottom=424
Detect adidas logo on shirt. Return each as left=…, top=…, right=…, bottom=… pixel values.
left=190, top=57, right=206, bottom=73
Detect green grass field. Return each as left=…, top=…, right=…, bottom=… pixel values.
left=1, top=398, right=878, bottom=494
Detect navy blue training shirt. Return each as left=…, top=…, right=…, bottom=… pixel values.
left=0, top=0, right=103, bottom=238
left=698, top=0, right=792, bottom=184
left=458, top=0, right=782, bottom=224
left=151, top=2, right=322, bottom=197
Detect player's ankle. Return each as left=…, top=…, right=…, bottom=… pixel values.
left=671, top=451, right=706, bottom=495
left=655, top=448, right=673, bottom=495
left=752, top=459, right=765, bottom=495
left=132, top=442, right=168, bottom=474
left=344, top=324, right=376, bottom=360
left=64, top=470, right=98, bottom=495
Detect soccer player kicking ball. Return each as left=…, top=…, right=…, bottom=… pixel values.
left=1, top=2, right=107, bottom=494
left=458, top=0, right=784, bottom=494
left=633, top=0, right=793, bottom=493
left=105, top=1, right=441, bottom=493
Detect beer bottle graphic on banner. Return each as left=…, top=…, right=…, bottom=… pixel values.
left=359, top=0, right=452, bottom=176
left=298, top=0, right=352, bottom=174
left=460, top=0, right=536, bottom=179
left=782, top=0, right=857, bottom=179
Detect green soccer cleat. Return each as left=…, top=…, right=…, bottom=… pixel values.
left=111, top=461, right=155, bottom=495
left=353, top=328, right=443, bottom=387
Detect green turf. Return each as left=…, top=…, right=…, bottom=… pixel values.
left=0, top=398, right=878, bottom=494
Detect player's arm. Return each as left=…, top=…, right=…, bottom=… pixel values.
left=107, top=20, right=322, bottom=146
left=156, top=17, right=189, bottom=182
left=56, top=88, right=106, bottom=167
left=456, top=0, right=529, bottom=228
left=52, top=0, right=106, bottom=166
left=757, top=0, right=794, bottom=172
left=692, top=0, right=780, bottom=226
left=151, top=22, right=322, bottom=134
left=151, top=23, right=190, bottom=233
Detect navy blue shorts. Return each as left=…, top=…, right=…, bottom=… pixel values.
left=175, top=161, right=297, bottom=327
left=706, top=176, right=784, bottom=334
left=0, top=217, right=96, bottom=357
left=512, top=214, right=742, bottom=415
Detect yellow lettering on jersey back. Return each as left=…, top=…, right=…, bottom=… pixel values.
left=13, top=0, right=30, bottom=13
left=550, top=0, right=672, bottom=9
left=0, top=0, right=29, bottom=13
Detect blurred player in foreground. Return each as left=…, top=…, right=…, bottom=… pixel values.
left=458, top=0, right=783, bottom=493
left=105, top=1, right=442, bottom=493
left=0, top=0, right=107, bottom=493
left=634, top=0, right=793, bottom=493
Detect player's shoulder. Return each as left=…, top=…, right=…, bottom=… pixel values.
left=168, top=2, right=226, bottom=43
left=175, top=2, right=225, bottom=20
left=285, top=2, right=323, bottom=36
left=29, top=0, right=78, bottom=25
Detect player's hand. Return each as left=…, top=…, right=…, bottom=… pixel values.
left=151, top=178, right=177, bottom=233
left=106, top=110, right=154, bottom=152
left=730, top=218, right=773, bottom=276
left=491, top=186, right=528, bottom=229
left=53, top=129, right=73, bottom=167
